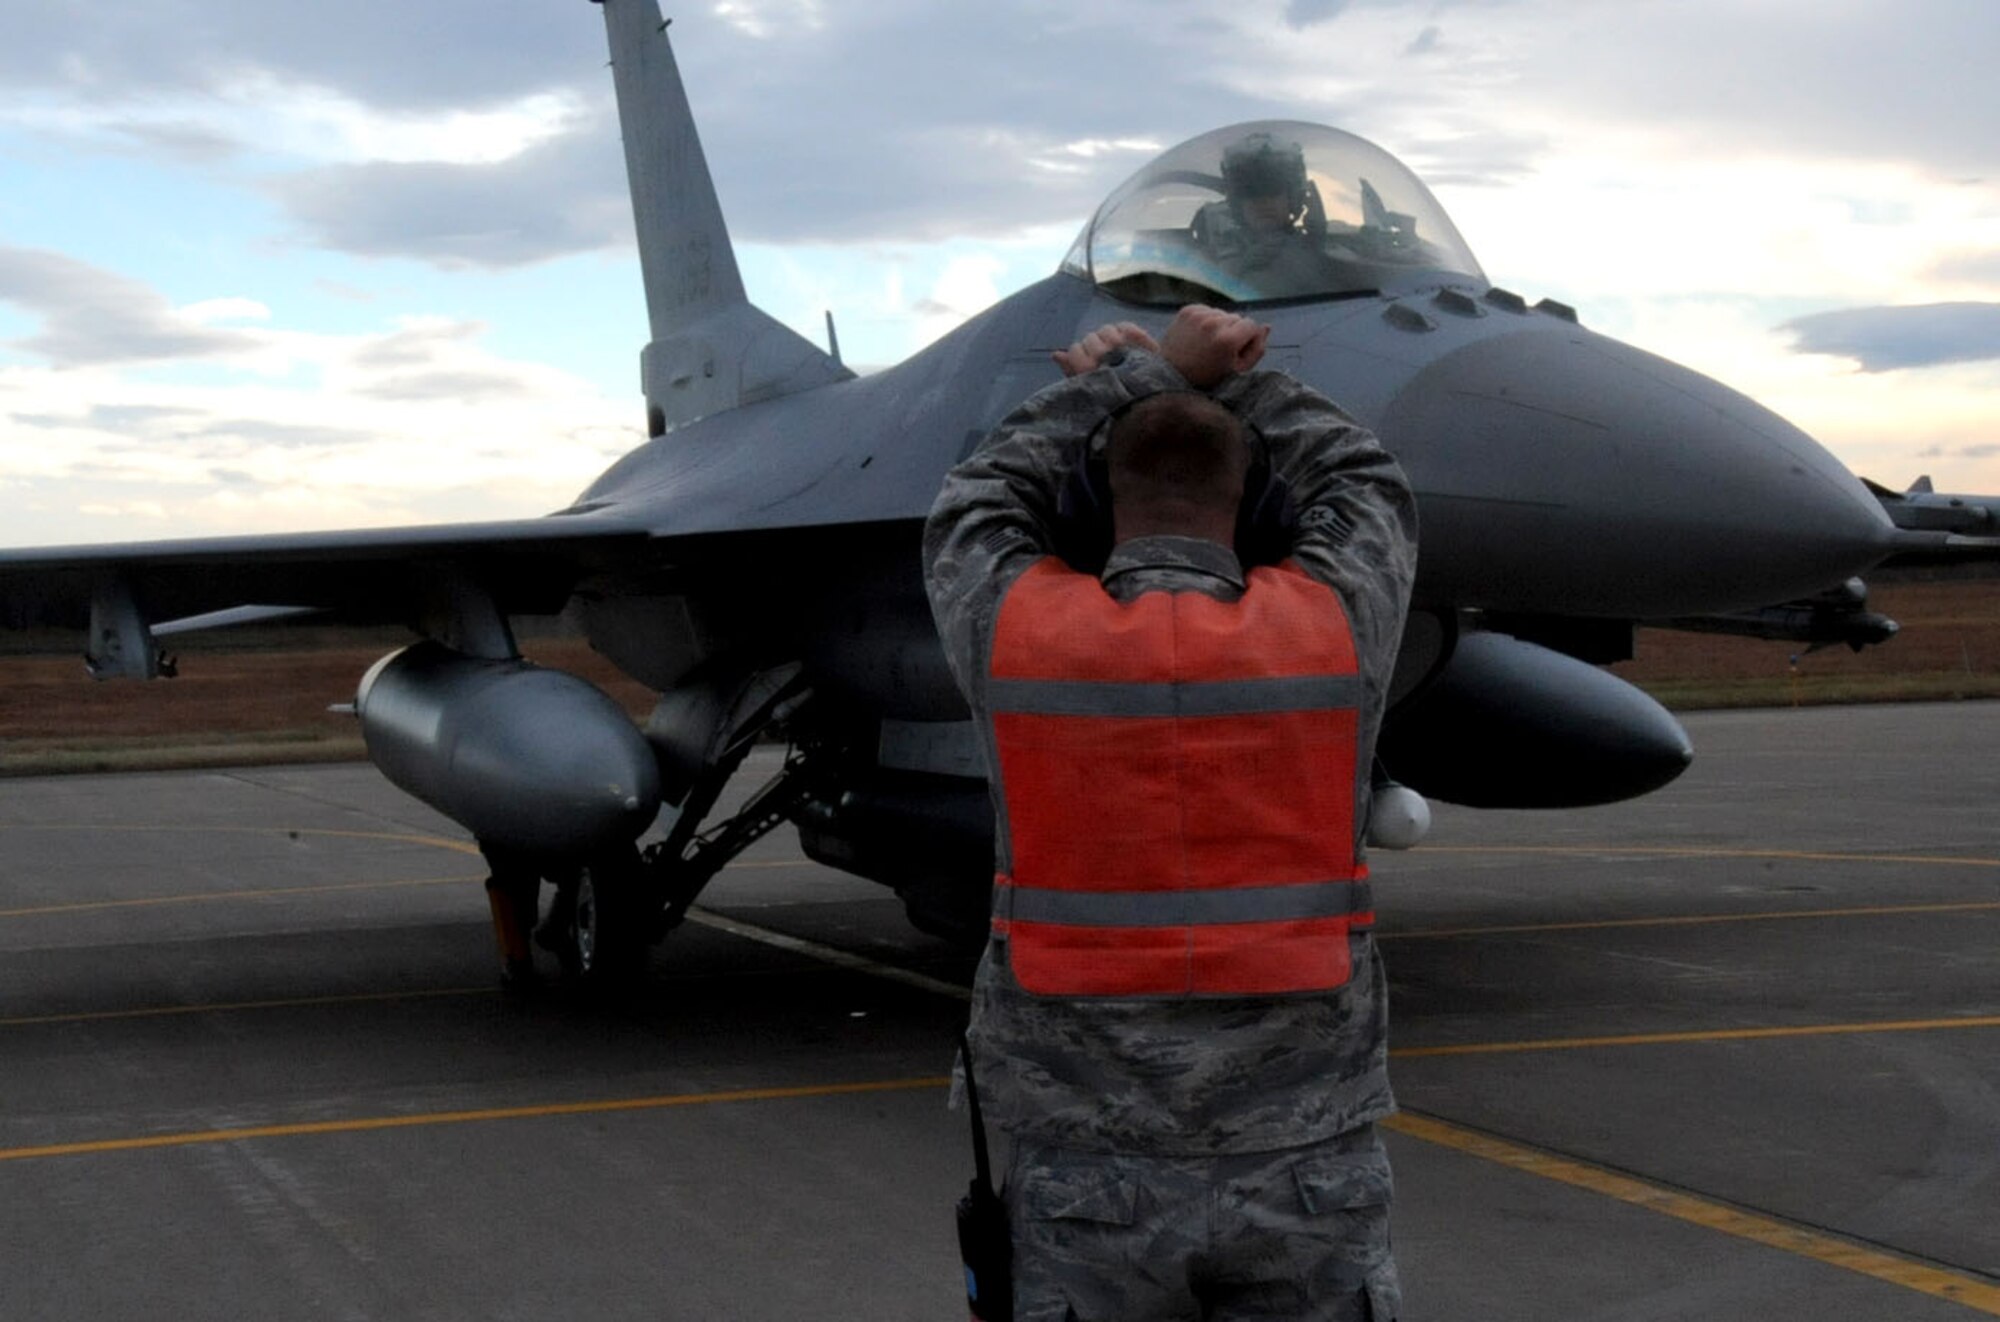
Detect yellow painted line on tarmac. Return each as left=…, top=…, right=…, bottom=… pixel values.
left=1384, top=898, right=2000, bottom=941
left=1419, top=843, right=2000, bottom=869
left=0, top=874, right=485, bottom=918
left=1394, top=1014, right=2000, bottom=1059
left=1385, top=1110, right=2000, bottom=1315
left=0, top=1076, right=950, bottom=1165
left=0, top=986, right=493, bottom=1028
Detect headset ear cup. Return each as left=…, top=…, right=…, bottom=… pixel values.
left=1235, top=456, right=1297, bottom=566
left=1053, top=449, right=1114, bottom=574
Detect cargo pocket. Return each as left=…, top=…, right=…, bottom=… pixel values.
left=1009, top=1160, right=1145, bottom=1322
left=1291, top=1146, right=1393, bottom=1216
left=1362, top=1261, right=1402, bottom=1321
left=1289, top=1144, right=1397, bottom=1318
left=1020, top=1162, right=1141, bottom=1227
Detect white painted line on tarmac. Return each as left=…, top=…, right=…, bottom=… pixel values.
left=685, top=907, right=972, bottom=1002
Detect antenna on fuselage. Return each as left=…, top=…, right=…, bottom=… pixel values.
left=596, top=0, right=851, bottom=433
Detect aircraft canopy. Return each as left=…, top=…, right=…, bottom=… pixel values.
left=1063, top=121, right=1484, bottom=306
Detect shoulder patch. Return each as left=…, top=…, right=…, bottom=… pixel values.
left=981, top=526, right=1033, bottom=556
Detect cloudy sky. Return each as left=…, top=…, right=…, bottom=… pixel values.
left=1, top=0, right=1995, bottom=547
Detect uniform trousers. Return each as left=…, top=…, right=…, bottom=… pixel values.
left=1005, top=1123, right=1399, bottom=1321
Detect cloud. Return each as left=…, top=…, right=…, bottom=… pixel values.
left=0, top=247, right=258, bottom=367
left=194, top=420, right=374, bottom=449
left=266, top=129, right=631, bottom=268
left=350, top=320, right=485, bottom=369
left=357, top=370, right=530, bottom=403
left=1919, top=442, right=2000, bottom=461
left=1286, top=0, right=1353, bottom=27
left=179, top=297, right=270, bottom=326
left=713, top=0, right=827, bottom=40
left=229, top=8, right=1291, bottom=259
left=1397, top=128, right=1548, bottom=189
left=1781, top=303, right=2000, bottom=371
left=5, top=1, right=1998, bottom=269
left=12, top=403, right=200, bottom=432
left=1928, top=251, right=2000, bottom=288
left=9, top=1, right=2000, bottom=538
left=104, top=119, right=241, bottom=163
left=0, top=2, right=1550, bottom=260
left=1500, top=2, right=2000, bottom=179
left=910, top=254, right=1011, bottom=347
left=0, top=255, right=639, bottom=545
left=0, top=0, right=598, bottom=112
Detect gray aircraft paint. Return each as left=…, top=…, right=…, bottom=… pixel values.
left=1, top=0, right=1992, bottom=929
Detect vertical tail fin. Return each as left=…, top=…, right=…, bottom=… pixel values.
left=597, top=0, right=849, bottom=432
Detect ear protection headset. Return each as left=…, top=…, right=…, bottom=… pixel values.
left=1050, top=394, right=1297, bottom=576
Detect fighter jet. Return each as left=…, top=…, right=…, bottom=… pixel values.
left=3, top=0, right=1994, bottom=984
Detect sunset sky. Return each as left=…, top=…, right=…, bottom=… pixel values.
left=1, top=0, right=1995, bottom=547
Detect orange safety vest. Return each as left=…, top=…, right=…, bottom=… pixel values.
left=986, top=556, right=1373, bottom=998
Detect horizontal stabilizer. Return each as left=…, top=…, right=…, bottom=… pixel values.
left=640, top=302, right=854, bottom=432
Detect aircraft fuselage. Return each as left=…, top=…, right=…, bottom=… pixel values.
left=571, top=270, right=1896, bottom=720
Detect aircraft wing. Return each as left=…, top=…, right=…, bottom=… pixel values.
left=1866, top=476, right=2000, bottom=566
left=0, top=514, right=661, bottom=670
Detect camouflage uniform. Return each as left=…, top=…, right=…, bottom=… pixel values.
left=924, top=347, right=1417, bottom=1321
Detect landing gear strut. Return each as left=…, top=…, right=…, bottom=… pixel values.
left=480, top=672, right=826, bottom=996
left=644, top=742, right=821, bottom=934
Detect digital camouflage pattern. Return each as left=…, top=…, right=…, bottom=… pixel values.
left=1100, top=533, right=1248, bottom=602
left=923, top=346, right=1418, bottom=1158
left=1008, top=1129, right=1400, bottom=1321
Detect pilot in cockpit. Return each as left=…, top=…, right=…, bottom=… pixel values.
left=1191, top=132, right=1341, bottom=294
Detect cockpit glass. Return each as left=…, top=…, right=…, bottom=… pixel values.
left=1060, top=121, right=1484, bottom=306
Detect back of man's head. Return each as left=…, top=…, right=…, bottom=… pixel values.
left=1106, top=392, right=1250, bottom=548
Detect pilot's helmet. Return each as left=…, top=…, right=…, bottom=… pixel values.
left=1220, top=133, right=1308, bottom=212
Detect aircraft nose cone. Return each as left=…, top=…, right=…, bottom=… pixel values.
left=1382, top=325, right=1896, bottom=617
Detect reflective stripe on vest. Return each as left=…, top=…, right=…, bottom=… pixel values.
left=986, top=556, right=1368, bottom=998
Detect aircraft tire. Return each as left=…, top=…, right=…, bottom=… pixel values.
left=566, top=850, right=650, bottom=990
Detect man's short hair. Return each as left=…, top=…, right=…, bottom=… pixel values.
left=1106, top=392, right=1250, bottom=520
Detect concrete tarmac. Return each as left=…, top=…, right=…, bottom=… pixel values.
left=1, top=702, right=1997, bottom=1319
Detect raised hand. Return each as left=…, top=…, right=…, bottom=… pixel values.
left=1159, top=304, right=1271, bottom=388
left=1051, top=322, right=1162, bottom=377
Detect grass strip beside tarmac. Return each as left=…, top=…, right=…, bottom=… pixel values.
left=0, top=732, right=368, bottom=777
left=1637, top=672, right=2000, bottom=709
left=7, top=578, right=2000, bottom=775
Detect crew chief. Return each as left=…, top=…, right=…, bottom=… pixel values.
left=924, top=304, right=1418, bottom=1320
